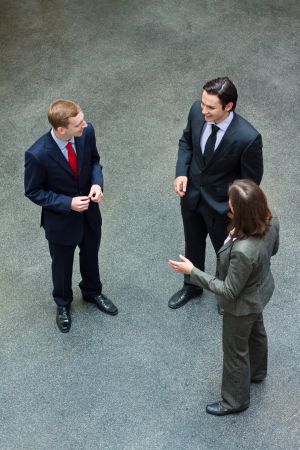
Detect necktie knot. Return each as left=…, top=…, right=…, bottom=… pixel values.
left=211, top=124, right=219, bottom=134
left=66, top=141, right=73, bottom=151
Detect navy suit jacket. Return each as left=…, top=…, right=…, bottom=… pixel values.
left=176, top=101, right=263, bottom=214
left=24, top=123, right=103, bottom=245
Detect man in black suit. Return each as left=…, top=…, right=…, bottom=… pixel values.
left=168, top=77, right=263, bottom=312
left=25, top=99, right=118, bottom=333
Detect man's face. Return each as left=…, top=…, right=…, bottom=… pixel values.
left=201, top=90, right=233, bottom=123
left=59, top=110, right=88, bottom=140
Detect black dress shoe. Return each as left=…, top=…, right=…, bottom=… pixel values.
left=168, top=286, right=203, bottom=309
left=217, top=303, right=224, bottom=315
left=251, top=378, right=265, bottom=383
left=206, top=401, right=249, bottom=416
left=84, top=293, right=118, bottom=315
left=56, top=306, right=71, bottom=333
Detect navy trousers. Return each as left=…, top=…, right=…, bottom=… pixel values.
left=48, top=217, right=102, bottom=306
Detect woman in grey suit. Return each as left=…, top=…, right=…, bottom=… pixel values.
left=169, top=179, right=279, bottom=416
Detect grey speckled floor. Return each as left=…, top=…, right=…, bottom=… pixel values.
left=0, top=1, right=299, bottom=449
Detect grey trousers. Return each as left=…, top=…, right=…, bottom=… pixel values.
left=221, top=311, right=268, bottom=409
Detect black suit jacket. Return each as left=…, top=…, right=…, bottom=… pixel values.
left=176, top=101, right=263, bottom=214
left=24, top=123, right=103, bottom=245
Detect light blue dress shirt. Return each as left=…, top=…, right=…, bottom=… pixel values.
left=51, top=129, right=76, bottom=160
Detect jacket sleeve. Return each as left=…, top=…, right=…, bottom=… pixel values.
left=89, top=124, right=104, bottom=189
left=24, top=152, right=72, bottom=214
left=240, top=134, right=263, bottom=185
left=272, top=219, right=280, bottom=256
left=190, top=250, right=254, bottom=302
left=175, top=107, right=193, bottom=177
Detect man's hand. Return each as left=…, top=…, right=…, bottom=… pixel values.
left=168, top=255, right=194, bottom=275
left=71, top=196, right=90, bottom=212
left=88, top=184, right=103, bottom=203
left=174, top=176, right=188, bottom=197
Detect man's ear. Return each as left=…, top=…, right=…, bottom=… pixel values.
left=56, top=126, right=64, bottom=134
left=225, top=102, right=234, bottom=112
left=55, top=126, right=67, bottom=137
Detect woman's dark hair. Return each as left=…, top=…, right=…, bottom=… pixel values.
left=228, top=179, right=272, bottom=239
left=203, top=77, right=238, bottom=111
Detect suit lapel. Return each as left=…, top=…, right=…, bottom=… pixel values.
left=195, top=117, right=206, bottom=166
left=74, top=136, right=84, bottom=176
left=217, top=238, right=234, bottom=256
left=45, top=133, right=74, bottom=176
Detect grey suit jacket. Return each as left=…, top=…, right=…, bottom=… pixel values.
left=190, top=218, right=279, bottom=316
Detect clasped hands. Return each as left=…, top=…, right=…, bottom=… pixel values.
left=168, top=255, right=194, bottom=275
left=71, top=184, right=103, bottom=212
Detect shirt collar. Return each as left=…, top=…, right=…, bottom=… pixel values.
left=207, top=111, right=234, bottom=132
left=51, top=128, right=75, bottom=150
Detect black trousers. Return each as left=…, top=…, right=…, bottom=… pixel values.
left=181, top=201, right=229, bottom=285
left=221, top=312, right=268, bottom=409
left=48, top=218, right=102, bottom=307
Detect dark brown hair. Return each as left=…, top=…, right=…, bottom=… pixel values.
left=48, top=99, right=81, bottom=129
left=203, top=77, right=238, bottom=111
left=228, top=179, right=272, bottom=239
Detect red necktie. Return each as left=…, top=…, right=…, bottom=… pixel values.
left=66, top=142, right=78, bottom=176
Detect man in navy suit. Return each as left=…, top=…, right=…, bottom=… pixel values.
left=168, top=77, right=263, bottom=313
left=25, top=99, right=118, bottom=332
